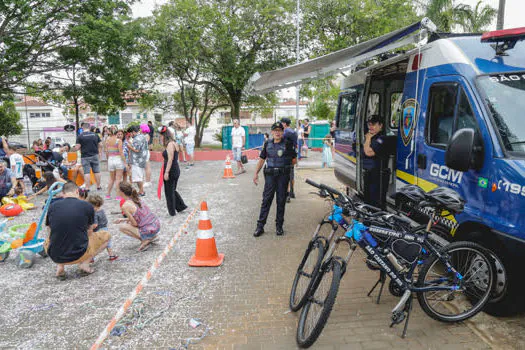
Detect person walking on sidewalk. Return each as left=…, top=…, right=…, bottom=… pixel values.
left=158, top=126, right=187, bottom=216
left=253, top=122, right=297, bottom=237
left=231, top=119, right=246, bottom=175
left=281, top=118, right=297, bottom=202
left=303, top=119, right=311, bottom=158
left=74, top=122, right=102, bottom=190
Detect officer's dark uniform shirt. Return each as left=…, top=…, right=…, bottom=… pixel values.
left=259, top=138, right=297, bottom=168
left=283, top=128, right=298, bottom=150
left=362, top=132, right=386, bottom=170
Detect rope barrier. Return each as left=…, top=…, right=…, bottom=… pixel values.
left=90, top=205, right=200, bottom=350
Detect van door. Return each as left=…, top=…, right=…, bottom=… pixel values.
left=334, top=89, right=361, bottom=190
left=416, top=76, right=488, bottom=223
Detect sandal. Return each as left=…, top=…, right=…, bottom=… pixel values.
left=108, top=255, right=119, bottom=261
left=138, top=192, right=146, bottom=197
left=56, top=273, right=67, bottom=281
left=78, top=268, right=95, bottom=277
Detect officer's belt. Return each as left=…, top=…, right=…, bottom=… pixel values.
left=263, top=166, right=292, bottom=176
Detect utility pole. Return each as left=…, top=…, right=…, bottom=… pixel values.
left=24, top=89, right=30, bottom=147
left=496, top=0, right=505, bottom=30
left=295, top=0, right=300, bottom=129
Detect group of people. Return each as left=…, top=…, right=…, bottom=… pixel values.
left=45, top=181, right=161, bottom=279
left=167, top=120, right=196, bottom=168
left=43, top=121, right=193, bottom=279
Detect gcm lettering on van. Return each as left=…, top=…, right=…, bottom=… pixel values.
left=429, top=164, right=463, bottom=184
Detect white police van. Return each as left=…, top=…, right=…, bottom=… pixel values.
left=250, top=19, right=525, bottom=316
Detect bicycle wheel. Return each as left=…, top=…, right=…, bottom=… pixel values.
left=296, top=258, right=343, bottom=348
left=290, top=237, right=325, bottom=311
left=417, top=241, right=494, bottom=322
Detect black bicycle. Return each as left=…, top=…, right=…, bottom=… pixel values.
left=289, top=186, right=352, bottom=312
left=296, top=180, right=495, bottom=348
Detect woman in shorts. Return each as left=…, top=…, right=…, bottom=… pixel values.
left=105, top=128, right=125, bottom=200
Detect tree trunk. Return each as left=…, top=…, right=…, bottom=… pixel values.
left=496, top=0, right=505, bottom=30
left=74, top=97, right=80, bottom=132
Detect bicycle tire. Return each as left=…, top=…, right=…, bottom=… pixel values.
left=296, top=258, right=343, bottom=348
left=416, top=241, right=495, bottom=323
left=290, top=238, right=325, bottom=311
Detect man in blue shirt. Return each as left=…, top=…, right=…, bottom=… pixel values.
left=281, top=118, right=297, bottom=202
left=74, top=122, right=102, bottom=190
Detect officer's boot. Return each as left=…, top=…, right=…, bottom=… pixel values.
left=276, top=226, right=284, bottom=236
left=254, top=226, right=265, bottom=237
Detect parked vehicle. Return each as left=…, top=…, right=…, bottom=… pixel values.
left=250, top=20, right=525, bottom=316
left=7, top=141, right=28, bottom=152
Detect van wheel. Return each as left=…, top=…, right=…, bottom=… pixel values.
left=468, top=233, right=523, bottom=316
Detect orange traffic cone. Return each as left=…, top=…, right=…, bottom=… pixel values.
left=222, top=155, right=235, bottom=179
left=188, top=201, right=224, bottom=267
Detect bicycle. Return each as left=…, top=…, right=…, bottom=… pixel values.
left=296, top=180, right=495, bottom=348
left=289, top=185, right=353, bottom=312
left=290, top=181, right=450, bottom=312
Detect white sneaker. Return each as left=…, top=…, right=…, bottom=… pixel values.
left=143, top=182, right=152, bottom=188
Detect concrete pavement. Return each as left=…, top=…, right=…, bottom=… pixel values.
left=0, top=157, right=519, bottom=349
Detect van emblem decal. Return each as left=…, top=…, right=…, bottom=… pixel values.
left=401, top=99, right=418, bottom=146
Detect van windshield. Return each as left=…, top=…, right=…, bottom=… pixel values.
left=478, top=73, right=525, bottom=156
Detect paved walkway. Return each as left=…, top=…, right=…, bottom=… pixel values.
left=0, top=159, right=500, bottom=349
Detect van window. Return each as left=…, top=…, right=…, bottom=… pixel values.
left=427, top=84, right=458, bottom=146
left=390, top=92, right=403, bottom=129
left=338, top=93, right=358, bottom=131
left=456, top=89, right=476, bottom=131
left=427, top=83, right=479, bottom=148
left=367, top=93, right=380, bottom=116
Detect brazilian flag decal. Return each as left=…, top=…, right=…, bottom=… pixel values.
left=478, top=177, right=488, bottom=188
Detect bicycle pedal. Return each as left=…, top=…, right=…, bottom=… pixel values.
left=390, top=311, right=405, bottom=327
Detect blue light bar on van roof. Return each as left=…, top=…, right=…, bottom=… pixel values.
left=481, top=27, right=525, bottom=43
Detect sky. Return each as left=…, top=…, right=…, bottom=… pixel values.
left=131, top=0, right=524, bottom=29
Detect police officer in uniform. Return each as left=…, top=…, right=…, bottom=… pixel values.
left=253, top=122, right=297, bottom=236
left=362, top=115, right=387, bottom=207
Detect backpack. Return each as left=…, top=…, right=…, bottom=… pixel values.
left=23, top=164, right=38, bottom=186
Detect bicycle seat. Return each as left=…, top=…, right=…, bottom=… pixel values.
left=391, top=185, right=426, bottom=203
left=424, top=187, right=465, bottom=214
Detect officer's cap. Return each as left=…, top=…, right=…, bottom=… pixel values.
left=271, top=122, right=284, bottom=131
left=367, top=115, right=383, bottom=124
left=280, top=117, right=291, bottom=126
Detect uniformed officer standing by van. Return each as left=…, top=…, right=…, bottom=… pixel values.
left=253, top=122, right=297, bottom=237
left=362, top=115, right=386, bottom=207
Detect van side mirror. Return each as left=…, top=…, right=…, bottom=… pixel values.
left=445, top=128, right=475, bottom=172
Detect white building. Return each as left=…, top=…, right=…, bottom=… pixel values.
left=12, top=97, right=76, bottom=147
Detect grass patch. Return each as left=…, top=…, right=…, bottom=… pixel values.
left=198, top=144, right=223, bottom=150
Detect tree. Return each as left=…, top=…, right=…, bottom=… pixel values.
left=455, top=1, right=497, bottom=33
left=299, top=0, right=418, bottom=122
left=0, top=101, right=22, bottom=137
left=301, top=0, right=419, bottom=56
left=0, top=0, right=134, bottom=101
left=301, top=78, right=340, bottom=121
left=143, top=0, right=296, bottom=139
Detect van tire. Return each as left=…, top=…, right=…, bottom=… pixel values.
left=464, top=231, right=524, bottom=317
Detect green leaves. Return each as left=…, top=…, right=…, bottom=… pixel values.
left=0, top=101, right=22, bottom=137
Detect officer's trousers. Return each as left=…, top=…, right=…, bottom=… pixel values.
left=257, top=173, right=290, bottom=229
